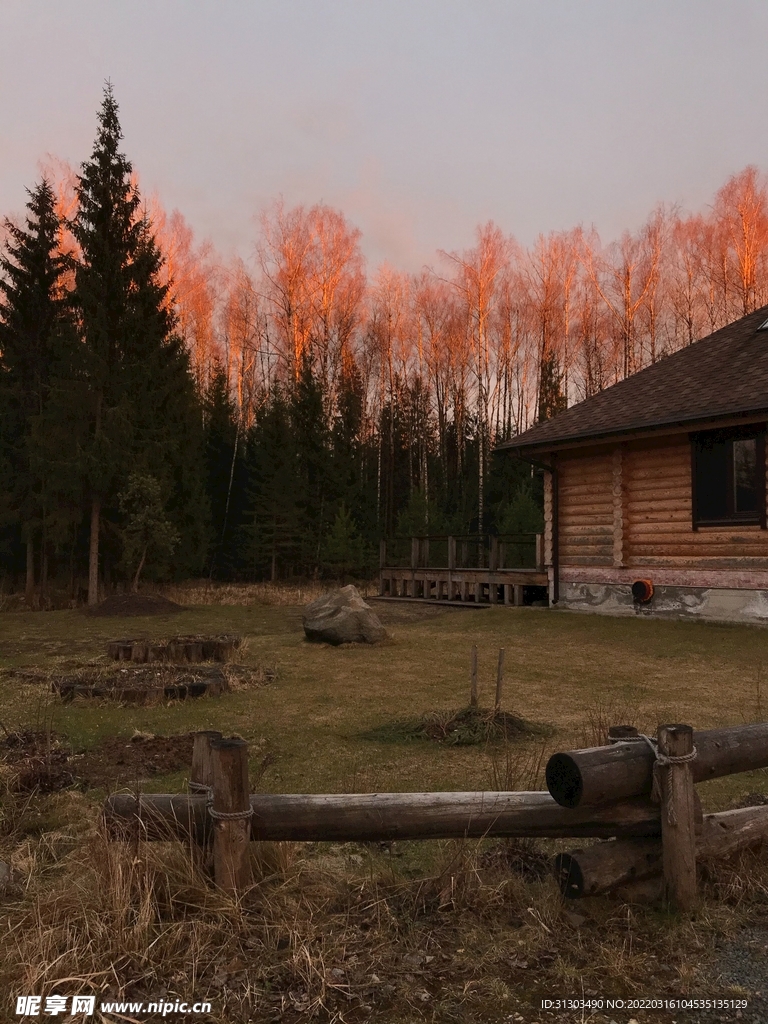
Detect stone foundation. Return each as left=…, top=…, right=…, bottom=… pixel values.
left=559, top=581, right=768, bottom=624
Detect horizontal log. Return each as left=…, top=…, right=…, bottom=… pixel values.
left=555, top=805, right=768, bottom=898
left=546, top=723, right=768, bottom=808
left=103, top=791, right=662, bottom=844
left=559, top=523, right=613, bottom=534
left=622, top=557, right=768, bottom=570
left=559, top=557, right=614, bottom=567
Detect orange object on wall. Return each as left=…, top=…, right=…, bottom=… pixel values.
left=631, top=579, right=654, bottom=603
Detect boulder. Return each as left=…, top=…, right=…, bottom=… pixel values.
left=303, top=586, right=387, bottom=645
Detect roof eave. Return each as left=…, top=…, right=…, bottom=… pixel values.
left=495, top=406, right=768, bottom=458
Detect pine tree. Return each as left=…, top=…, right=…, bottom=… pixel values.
left=72, top=85, right=208, bottom=601
left=0, top=179, right=69, bottom=602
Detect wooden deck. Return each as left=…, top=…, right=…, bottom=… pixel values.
left=378, top=534, right=548, bottom=606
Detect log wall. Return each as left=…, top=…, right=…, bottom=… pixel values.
left=558, top=449, right=614, bottom=566
left=557, top=435, right=768, bottom=571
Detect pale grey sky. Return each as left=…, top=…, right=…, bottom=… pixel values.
left=2, top=1, right=767, bottom=270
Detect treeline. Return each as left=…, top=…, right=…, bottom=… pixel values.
left=2, top=86, right=768, bottom=601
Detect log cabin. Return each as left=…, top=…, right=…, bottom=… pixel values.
left=496, top=305, right=768, bottom=623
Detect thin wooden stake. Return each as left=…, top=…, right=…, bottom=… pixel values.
left=470, top=646, right=478, bottom=707
left=658, top=723, right=697, bottom=912
left=211, top=737, right=252, bottom=893
left=495, top=648, right=505, bottom=712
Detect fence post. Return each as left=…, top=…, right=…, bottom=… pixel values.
left=658, top=724, right=697, bottom=912
left=470, top=646, right=478, bottom=708
left=190, top=730, right=222, bottom=796
left=495, top=649, right=505, bottom=712
left=189, top=730, right=221, bottom=865
left=210, top=738, right=252, bottom=893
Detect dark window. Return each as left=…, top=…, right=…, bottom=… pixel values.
left=691, top=427, right=766, bottom=527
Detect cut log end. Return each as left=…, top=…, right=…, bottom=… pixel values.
left=545, top=753, right=583, bottom=809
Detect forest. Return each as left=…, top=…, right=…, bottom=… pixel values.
left=2, top=86, right=768, bottom=604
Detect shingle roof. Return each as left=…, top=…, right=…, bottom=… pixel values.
left=497, top=305, right=768, bottom=454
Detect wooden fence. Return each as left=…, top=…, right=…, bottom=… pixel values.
left=104, top=722, right=768, bottom=910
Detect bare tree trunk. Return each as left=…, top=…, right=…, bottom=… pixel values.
left=132, top=545, right=147, bottom=593
left=88, top=496, right=100, bottom=606
left=40, top=543, right=48, bottom=605
left=25, top=538, right=35, bottom=605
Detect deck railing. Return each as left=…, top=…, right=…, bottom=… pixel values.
left=380, top=533, right=544, bottom=573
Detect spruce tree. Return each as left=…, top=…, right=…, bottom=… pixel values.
left=537, top=351, right=567, bottom=423
left=243, top=385, right=300, bottom=579
left=73, top=85, right=208, bottom=601
left=0, top=179, right=69, bottom=602
left=204, top=360, right=246, bottom=578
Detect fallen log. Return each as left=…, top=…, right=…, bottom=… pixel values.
left=546, top=722, right=768, bottom=808
left=104, top=790, right=662, bottom=844
left=554, top=804, right=768, bottom=899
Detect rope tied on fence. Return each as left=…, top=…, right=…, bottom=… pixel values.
left=189, top=782, right=254, bottom=821
left=208, top=805, right=254, bottom=822
left=609, top=732, right=697, bottom=825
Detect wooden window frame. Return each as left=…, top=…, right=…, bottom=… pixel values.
left=691, top=426, right=766, bottom=530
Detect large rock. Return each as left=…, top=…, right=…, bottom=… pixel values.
left=303, top=586, right=387, bottom=645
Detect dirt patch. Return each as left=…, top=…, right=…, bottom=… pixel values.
left=72, top=733, right=194, bottom=790
left=1, top=729, right=194, bottom=792
left=360, top=705, right=553, bottom=746
left=0, top=728, right=73, bottom=793
left=85, top=594, right=182, bottom=617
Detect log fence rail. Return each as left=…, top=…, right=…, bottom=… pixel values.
left=103, top=720, right=768, bottom=908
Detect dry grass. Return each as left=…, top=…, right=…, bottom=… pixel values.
left=160, top=579, right=379, bottom=607
left=3, top=601, right=768, bottom=1019
left=4, top=799, right=768, bottom=1023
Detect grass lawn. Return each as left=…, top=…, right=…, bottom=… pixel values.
left=2, top=596, right=768, bottom=1022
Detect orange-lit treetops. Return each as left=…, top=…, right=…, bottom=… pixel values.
left=12, top=162, right=768, bottom=448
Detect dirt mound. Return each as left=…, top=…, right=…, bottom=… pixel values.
left=85, top=594, right=182, bottom=617
left=361, top=706, right=552, bottom=746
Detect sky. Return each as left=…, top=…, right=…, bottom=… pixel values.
left=2, top=1, right=768, bottom=272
